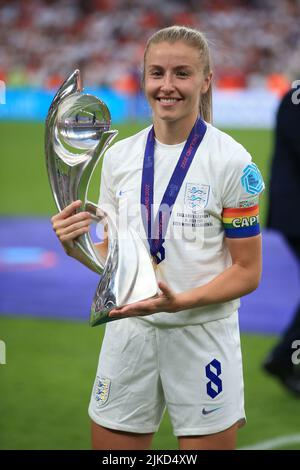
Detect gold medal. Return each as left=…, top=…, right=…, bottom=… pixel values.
left=152, top=256, right=158, bottom=271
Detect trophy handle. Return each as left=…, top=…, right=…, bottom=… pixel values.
left=72, top=128, right=118, bottom=273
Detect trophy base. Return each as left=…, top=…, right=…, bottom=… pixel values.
left=89, top=293, right=158, bottom=327
left=89, top=305, right=118, bottom=327
left=89, top=226, right=159, bottom=327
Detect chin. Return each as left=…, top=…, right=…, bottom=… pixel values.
left=156, top=111, right=181, bottom=122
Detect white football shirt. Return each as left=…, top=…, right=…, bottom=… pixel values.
left=98, top=122, right=264, bottom=326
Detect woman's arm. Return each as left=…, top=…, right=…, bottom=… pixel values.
left=175, top=234, right=262, bottom=311
left=51, top=200, right=108, bottom=272
left=108, top=234, right=262, bottom=318
left=66, top=238, right=108, bottom=273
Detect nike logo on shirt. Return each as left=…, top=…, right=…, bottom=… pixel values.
left=117, top=189, right=134, bottom=197
left=202, top=407, right=221, bottom=415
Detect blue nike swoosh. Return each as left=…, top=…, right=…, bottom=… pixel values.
left=118, top=189, right=133, bottom=197
left=202, top=407, right=221, bottom=415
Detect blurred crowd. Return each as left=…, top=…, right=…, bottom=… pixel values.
left=0, top=0, right=300, bottom=94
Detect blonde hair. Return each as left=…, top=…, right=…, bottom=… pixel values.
left=143, top=25, right=213, bottom=123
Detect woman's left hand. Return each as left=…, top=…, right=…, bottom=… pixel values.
left=108, top=282, right=182, bottom=318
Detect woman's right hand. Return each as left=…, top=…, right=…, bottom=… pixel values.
left=51, top=200, right=92, bottom=256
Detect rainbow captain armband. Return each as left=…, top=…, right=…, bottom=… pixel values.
left=222, top=205, right=260, bottom=238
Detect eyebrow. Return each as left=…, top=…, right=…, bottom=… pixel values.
left=147, top=64, right=194, bottom=70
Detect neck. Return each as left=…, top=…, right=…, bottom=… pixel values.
left=153, top=114, right=198, bottom=145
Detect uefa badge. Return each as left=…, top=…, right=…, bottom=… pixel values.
left=241, top=163, right=264, bottom=195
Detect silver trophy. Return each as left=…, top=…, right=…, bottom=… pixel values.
left=45, top=70, right=158, bottom=326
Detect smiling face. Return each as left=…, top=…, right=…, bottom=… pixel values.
left=144, top=41, right=212, bottom=130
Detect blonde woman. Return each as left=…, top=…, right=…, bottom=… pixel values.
left=51, top=26, right=264, bottom=450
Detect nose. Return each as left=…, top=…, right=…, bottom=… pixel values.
left=160, top=72, right=175, bottom=93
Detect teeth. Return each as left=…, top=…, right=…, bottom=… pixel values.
left=159, top=98, right=178, bottom=103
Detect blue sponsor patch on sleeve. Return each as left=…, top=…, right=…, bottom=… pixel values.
left=241, top=163, right=264, bottom=195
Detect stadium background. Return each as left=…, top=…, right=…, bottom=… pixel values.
left=0, top=0, right=300, bottom=450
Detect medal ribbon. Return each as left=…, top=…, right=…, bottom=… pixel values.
left=141, top=117, right=207, bottom=264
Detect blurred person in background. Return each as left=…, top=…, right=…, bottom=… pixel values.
left=263, top=81, right=300, bottom=396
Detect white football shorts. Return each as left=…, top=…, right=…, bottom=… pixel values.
left=88, top=311, right=246, bottom=436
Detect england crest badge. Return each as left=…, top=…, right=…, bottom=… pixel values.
left=94, top=376, right=111, bottom=406
left=184, top=183, right=210, bottom=211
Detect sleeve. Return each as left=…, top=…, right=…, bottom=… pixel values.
left=221, top=147, right=265, bottom=239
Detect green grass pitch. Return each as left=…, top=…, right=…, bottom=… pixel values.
left=1, top=121, right=299, bottom=450
left=1, top=315, right=300, bottom=450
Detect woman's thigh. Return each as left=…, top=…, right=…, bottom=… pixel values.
left=91, top=421, right=154, bottom=450
left=178, top=422, right=238, bottom=450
